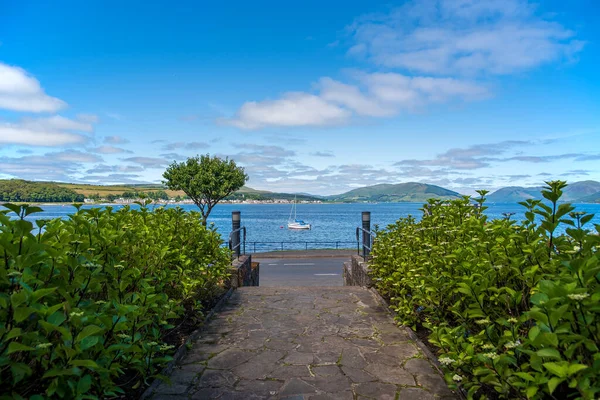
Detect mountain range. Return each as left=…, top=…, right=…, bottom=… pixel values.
left=325, top=183, right=461, bottom=203
left=485, top=180, right=600, bottom=203
left=238, top=180, right=600, bottom=204
left=2, top=180, right=600, bottom=204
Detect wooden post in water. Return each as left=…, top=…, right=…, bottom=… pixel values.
left=362, top=211, right=371, bottom=258
left=232, top=211, right=241, bottom=258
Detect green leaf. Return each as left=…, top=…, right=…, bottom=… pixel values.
left=42, top=368, right=80, bottom=379
left=526, top=386, right=538, bottom=399
left=76, top=325, right=103, bottom=343
left=536, top=348, right=562, bottom=360
left=567, top=363, right=588, bottom=376
left=7, top=342, right=35, bottom=354
left=24, top=206, right=44, bottom=216
left=70, top=360, right=99, bottom=369
left=514, top=372, right=535, bottom=382
left=11, top=291, right=27, bottom=308
left=3, top=203, right=22, bottom=216
left=10, top=362, right=32, bottom=384
left=13, top=307, right=36, bottom=323
left=6, top=328, right=22, bottom=340
left=544, top=362, right=568, bottom=378
left=47, top=311, right=66, bottom=326
left=528, top=325, right=540, bottom=341
left=77, top=374, right=92, bottom=395
left=581, top=213, right=594, bottom=225
left=528, top=311, right=549, bottom=325
left=31, top=287, right=58, bottom=302
left=530, top=293, right=549, bottom=306
left=548, top=377, right=564, bottom=394
left=80, top=335, right=99, bottom=350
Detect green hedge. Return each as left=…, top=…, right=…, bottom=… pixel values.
left=0, top=204, right=231, bottom=399
left=370, top=181, right=599, bottom=399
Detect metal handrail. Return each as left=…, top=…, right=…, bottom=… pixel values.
left=245, top=241, right=357, bottom=253
left=356, top=227, right=374, bottom=259
left=228, top=226, right=246, bottom=258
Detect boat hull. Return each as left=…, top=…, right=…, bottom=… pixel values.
left=288, top=223, right=311, bottom=230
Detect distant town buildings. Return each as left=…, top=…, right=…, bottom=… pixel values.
left=83, top=197, right=322, bottom=205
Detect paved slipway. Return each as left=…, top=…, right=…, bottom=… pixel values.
left=150, top=287, right=456, bottom=400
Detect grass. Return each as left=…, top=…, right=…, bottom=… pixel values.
left=55, top=183, right=185, bottom=197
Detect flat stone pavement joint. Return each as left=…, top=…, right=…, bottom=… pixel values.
left=149, top=287, right=458, bottom=400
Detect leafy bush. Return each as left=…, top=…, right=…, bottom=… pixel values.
left=370, top=181, right=600, bottom=399
left=0, top=203, right=231, bottom=399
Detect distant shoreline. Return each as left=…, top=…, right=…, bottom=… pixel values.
left=3, top=199, right=599, bottom=207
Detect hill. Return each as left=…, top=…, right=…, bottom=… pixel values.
left=56, top=182, right=181, bottom=197
left=486, top=186, right=544, bottom=203
left=487, top=181, right=600, bottom=203
left=0, top=180, right=323, bottom=203
left=0, top=179, right=84, bottom=203
left=562, top=180, right=600, bottom=201
left=328, top=182, right=462, bottom=203
left=228, top=186, right=322, bottom=202
left=575, top=191, right=600, bottom=204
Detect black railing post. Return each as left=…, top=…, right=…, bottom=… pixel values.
left=242, top=227, right=246, bottom=255
left=362, top=211, right=371, bottom=258
left=232, top=211, right=241, bottom=258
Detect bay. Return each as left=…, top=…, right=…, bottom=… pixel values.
left=17, top=201, right=600, bottom=252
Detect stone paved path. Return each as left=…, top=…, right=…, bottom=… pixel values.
left=151, top=287, right=456, bottom=400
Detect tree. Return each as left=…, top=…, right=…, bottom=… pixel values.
left=163, top=155, right=247, bottom=225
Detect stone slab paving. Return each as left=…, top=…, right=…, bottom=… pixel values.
left=151, top=287, right=456, bottom=400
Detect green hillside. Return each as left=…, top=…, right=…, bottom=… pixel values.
left=0, top=179, right=84, bottom=203
left=562, top=180, right=600, bottom=201
left=486, top=186, right=544, bottom=203
left=328, top=182, right=462, bottom=203
left=574, top=191, right=600, bottom=204
left=227, top=186, right=322, bottom=202
left=487, top=181, right=600, bottom=203
left=0, top=180, right=323, bottom=203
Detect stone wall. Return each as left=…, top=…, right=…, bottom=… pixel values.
left=343, top=254, right=373, bottom=287
left=229, top=255, right=259, bottom=288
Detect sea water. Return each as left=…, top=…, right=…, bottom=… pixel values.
left=16, top=202, right=600, bottom=252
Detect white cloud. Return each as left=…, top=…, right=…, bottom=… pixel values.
left=161, top=141, right=210, bottom=151
left=0, top=63, right=67, bottom=112
left=311, top=151, right=335, bottom=157
left=89, top=145, right=132, bottom=154
left=395, top=140, right=531, bottom=169
left=86, top=164, right=145, bottom=174
left=50, top=150, right=103, bottom=163
left=348, top=0, right=584, bottom=75
left=319, top=77, right=397, bottom=117
left=0, top=115, right=92, bottom=146
left=76, top=113, right=99, bottom=123
left=225, top=73, right=487, bottom=128
left=122, top=157, right=169, bottom=168
left=104, top=135, right=130, bottom=144
left=21, top=115, right=93, bottom=132
left=0, top=151, right=101, bottom=181
left=224, top=93, right=351, bottom=129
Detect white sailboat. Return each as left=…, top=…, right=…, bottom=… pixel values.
left=287, top=196, right=311, bottom=230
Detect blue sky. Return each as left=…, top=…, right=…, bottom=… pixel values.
left=0, top=0, right=599, bottom=195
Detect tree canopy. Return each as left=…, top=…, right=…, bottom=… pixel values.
left=0, top=179, right=84, bottom=203
left=163, top=155, right=247, bottom=224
